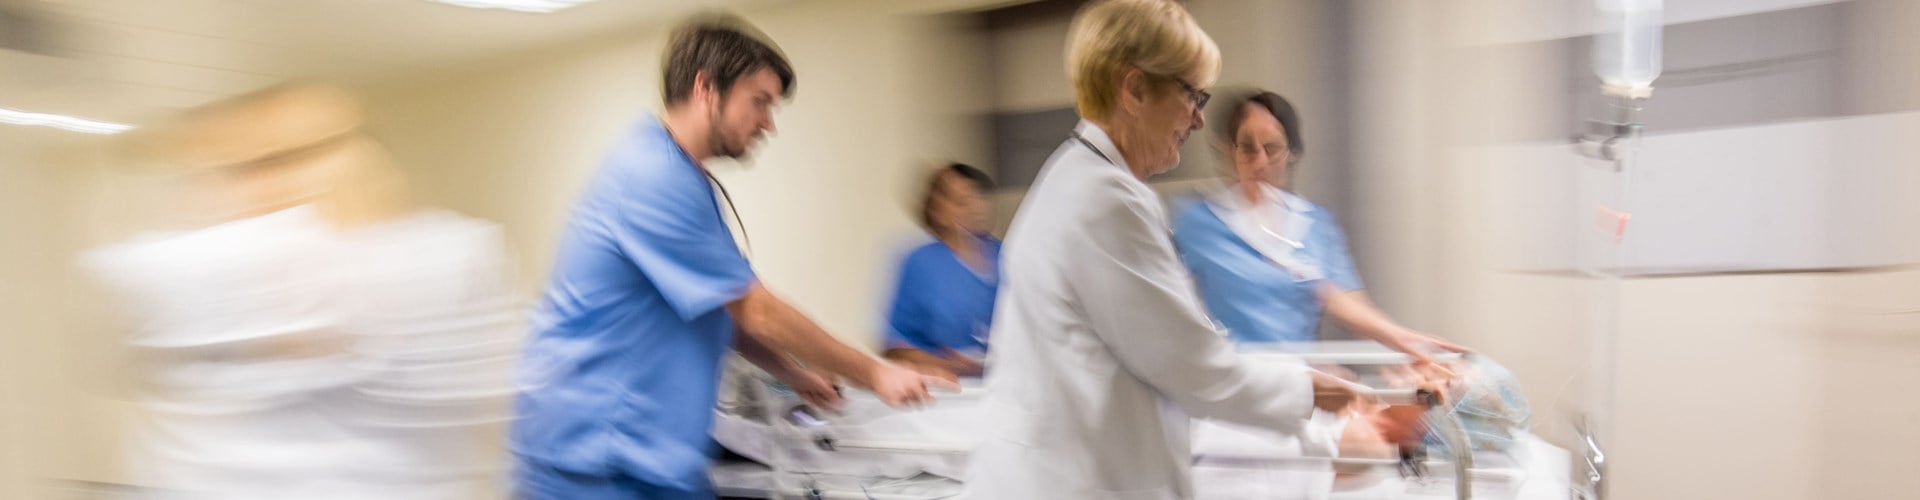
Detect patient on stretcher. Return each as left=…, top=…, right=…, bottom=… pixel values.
left=1317, top=355, right=1531, bottom=463
left=712, top=353, right=1529, bottom=484
left=1360, top=355, right=1529, bottom=458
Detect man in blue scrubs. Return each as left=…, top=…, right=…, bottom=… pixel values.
left=511, top=13, right=940, bottom=499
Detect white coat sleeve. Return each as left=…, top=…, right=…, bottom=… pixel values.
left=1070, top=181, right=1317, bottom=432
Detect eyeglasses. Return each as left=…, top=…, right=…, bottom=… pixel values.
left=1173, top=78, right=1211, bottom=110
left=1235, top=141, right=1292, bottom=164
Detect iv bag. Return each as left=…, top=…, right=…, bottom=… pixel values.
left=1593, top=0, right=1663, bottom=94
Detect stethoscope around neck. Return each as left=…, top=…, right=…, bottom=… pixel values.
left=665, top=120, right=754, bottom=258
left=700, top=167, right=753, bottom=259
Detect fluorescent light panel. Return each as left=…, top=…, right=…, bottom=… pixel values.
left=0, top=107, right=133, bottom=135
left=430, top=0, right=595, bottom=13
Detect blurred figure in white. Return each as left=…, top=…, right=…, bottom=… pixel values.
left=83, top=83, right=521, bottom=500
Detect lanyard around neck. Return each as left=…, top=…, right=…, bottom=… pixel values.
left=1070, top=131, right=1116, bottom=165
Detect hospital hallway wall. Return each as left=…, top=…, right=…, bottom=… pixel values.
left=0, top=125, right=143, bottom=498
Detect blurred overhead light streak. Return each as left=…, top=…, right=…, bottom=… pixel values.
left=0, top=107, right=133, bottom=135
left=429, top=0, right=595, bottom=14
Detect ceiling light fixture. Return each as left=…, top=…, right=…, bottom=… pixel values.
left=0, top=107, right=133, bottom=135
left=429, top=0, right=595, bottom=13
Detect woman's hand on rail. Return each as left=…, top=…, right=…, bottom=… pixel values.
left=904, top=361, right=962, bottom=385
left=863, top=362, right=957, bottom=409
left=939, top=348, right=986, bottom=378
left=881, top=347, right=975, bottom=382
left=1373, top=328, right=1466, bottom=380
left=1382, top=360, right=1459, bottom=405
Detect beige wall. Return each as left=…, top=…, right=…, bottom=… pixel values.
left=986, top=14, right=1072, bottom=114
left=0, top=133, right=50, bottom=500
left=363, top=0, right=993, bottom=347
left=0, top=131, right=136, bottom=497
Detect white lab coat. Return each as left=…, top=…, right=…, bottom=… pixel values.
left=961, top=121, right=1317, bottom=499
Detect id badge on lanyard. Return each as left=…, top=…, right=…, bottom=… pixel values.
left=1259, top=208, right=1324, bottom=283
left=1218, top=194, right=1324, bottom=283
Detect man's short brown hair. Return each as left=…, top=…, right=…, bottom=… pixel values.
left=661, top=12, right=795, bottom=106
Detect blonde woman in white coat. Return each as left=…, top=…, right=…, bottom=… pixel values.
left=959, top=1, right=1381, bottom=498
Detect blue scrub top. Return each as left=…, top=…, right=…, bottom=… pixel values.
left=1171, top=193, right=1362, bottom=343
left=511, top=115, right=756, bottom=492
left=882, top=236, right=1000, bottom=356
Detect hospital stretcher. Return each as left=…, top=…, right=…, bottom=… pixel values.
left=709, top=341, right=1571, bottom=500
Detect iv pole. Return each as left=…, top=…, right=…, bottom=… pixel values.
left=1571, top=1, right=1662, bottom=499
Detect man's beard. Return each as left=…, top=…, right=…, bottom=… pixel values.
left=708, top=104, right=748, bottom=160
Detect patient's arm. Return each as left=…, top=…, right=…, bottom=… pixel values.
left=1328, top=403, right=1432, bottom=482
left=1339, top=409, right=1402, bottom=459
left=880, top=347, right=980, bottom=382
left=1332, top=366, right=1446, bottom=464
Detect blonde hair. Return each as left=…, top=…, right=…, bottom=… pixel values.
left=158, top=82, right=414, bottom=225
left=1065, top=0, right=1221, bottom=122
left=161, top=81, right=366, bottom=169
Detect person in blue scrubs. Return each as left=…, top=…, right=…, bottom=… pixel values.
left=880, top=163, right=999, bottom=381
left=510, top=13, right=940, bottom=500
left=1172, top=89, right=1465, bottom=361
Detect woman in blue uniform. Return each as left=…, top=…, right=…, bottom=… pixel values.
left=1171, top=89, right=1464, bottom=360
left=880, top=163, right=999, bottom=381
